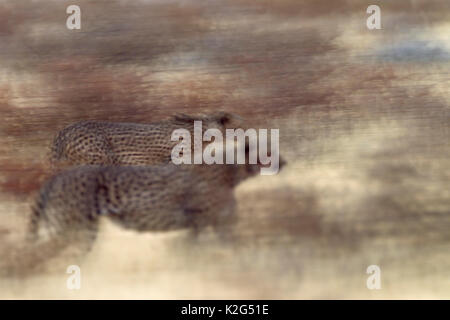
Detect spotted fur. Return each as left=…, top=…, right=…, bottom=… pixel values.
left=50, top=112, right=241, bottom=169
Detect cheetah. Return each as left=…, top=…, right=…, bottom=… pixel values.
left=10, top=146, right=285, bottom=272
left=50, top=112, right=242, bottom=169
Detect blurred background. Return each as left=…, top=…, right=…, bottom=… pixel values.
left=0, top=0, right=449, bottom=298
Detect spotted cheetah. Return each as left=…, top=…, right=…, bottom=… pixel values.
left=50, top=112, right=241, bottom=169
left=15, top=146, right=285, bottom=270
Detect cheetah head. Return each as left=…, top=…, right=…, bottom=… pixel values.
left=233, top=142, right=286, bottom=184
left=173, top=111, right=243, bottom=132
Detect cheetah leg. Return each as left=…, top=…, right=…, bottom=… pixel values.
left=183, top=207, right=204, bottom=240
left=58, top=220, right=100, bottom=263
left=212, top=202, right=238, bottom=244
left=5, top=220, right=99, bottom=277
left=25, top=206, right=41, bottom=243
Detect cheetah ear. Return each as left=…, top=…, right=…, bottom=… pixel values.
left=219, top=113, right=230, bottom=126
left=216, top=112, right=243, bottom=127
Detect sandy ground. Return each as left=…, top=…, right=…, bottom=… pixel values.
left=0, top=0, right=449, bottom=299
